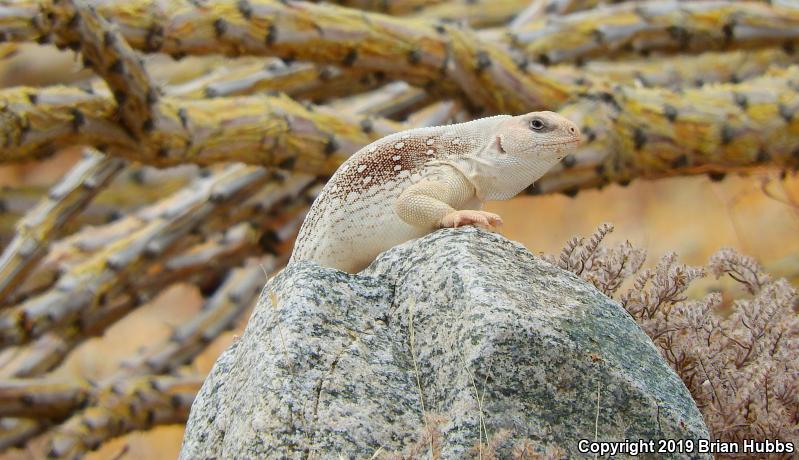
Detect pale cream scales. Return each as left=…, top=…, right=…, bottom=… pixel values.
left=290, top=112, right=581, bottom=273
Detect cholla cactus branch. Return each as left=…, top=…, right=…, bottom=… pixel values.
left=1, top=65, right=798, bottom=195
left=3, top=0, right=578, bottom=112
left=549, top=48, right=799, bottom=89
left=7, top=296, right=136, bottom=379
left=410, top=0, right=533, bottom=28
left=0, top=224, right=298, bottom=448
left=79, top=55, right=382, bottom=105
left=3, top=60, right=797, bottom=188
left=0, top=418, right=43, bottom=452
left=0, top=86, right=136, bottom=163
left=0, top=378, right=90, bottom=419
left=0, top=149, right=124, bottom=306
left=7, top=257, right=277, bottom=456
left=508, top=1, right=799, bottom=64
left=46, top=374, right=202, bottom=459
left=118, top=256, right=276, bottom=377
left=534, top=66, right=799, bottom=195
left=326, top=82, right=429, bottom=120
left=168, top=60, right=380, bottom=102
left=0, top=85, right=394, bottom=171
left=6, top=218, right=288, bottom=379
left=0, top=165, right=271, bottom=350
left=46, top=0, right=160, bottom=141
left=510, top=0, right=601, bottom=27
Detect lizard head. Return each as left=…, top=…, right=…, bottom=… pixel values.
left=496, top=111, right=582, bottom=160
left=446, top=111, right=581, bottom=201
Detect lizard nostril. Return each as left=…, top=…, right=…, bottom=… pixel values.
left=569, top=126, right=576, bottom=134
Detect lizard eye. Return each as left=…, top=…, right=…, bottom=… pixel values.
left=529, top=119, right=545, bottom=131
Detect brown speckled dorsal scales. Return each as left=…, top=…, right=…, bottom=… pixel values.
left=290, top=112, right=581, bottom=273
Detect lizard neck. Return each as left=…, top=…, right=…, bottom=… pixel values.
left=451, top=153, right=559, bottom=201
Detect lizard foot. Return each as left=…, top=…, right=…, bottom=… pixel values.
left=440, top=210, right=503, bottom=229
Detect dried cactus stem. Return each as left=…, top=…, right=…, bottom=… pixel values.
left=0, top=150, right=124, bottom=306
left=47, top=0, right=160, bottom=141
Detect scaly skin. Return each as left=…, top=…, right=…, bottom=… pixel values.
left=290, top=112, right=581, bottom=273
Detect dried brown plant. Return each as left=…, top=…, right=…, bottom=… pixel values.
left=542, top=222, right=646, bottom=297
left=551, top=224, right=799, bottom=455
left=382, top=414, right=446, bottom=460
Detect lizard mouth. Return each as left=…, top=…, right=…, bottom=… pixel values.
left=538, top=139, right=581, bottom=159
left=540, top=139, right=581, bottom=148
left=496, top=137, right=580, bottom=155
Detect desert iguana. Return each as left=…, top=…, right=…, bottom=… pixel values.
left=290, top=112, right=581, bottom=272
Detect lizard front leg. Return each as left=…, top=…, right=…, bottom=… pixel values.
left=394, top=168, right=503, bottom=230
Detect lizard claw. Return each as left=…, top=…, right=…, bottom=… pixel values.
left=440, top=210, right=503, bottom=229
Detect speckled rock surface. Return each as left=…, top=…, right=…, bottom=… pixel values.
left=180, top=226, right=709, bottom=459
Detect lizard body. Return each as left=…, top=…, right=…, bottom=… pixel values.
left=290, top=112, right=581, bottom=273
